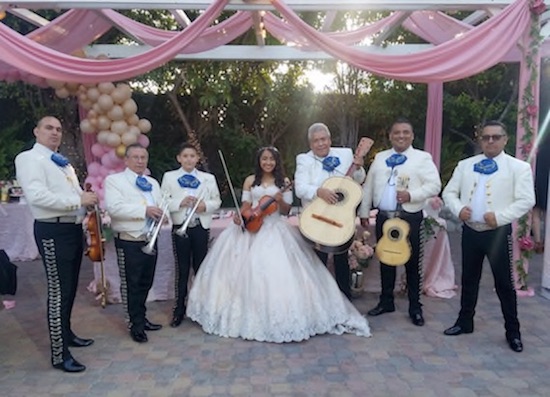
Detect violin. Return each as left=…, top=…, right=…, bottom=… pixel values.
left=84, top=183, right=104, bottom=262
left=241, top=181, right=293, bottom=233
left=84, top=183, right=108, bottom=308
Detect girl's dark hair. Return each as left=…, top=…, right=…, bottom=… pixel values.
left=253, top=147, right=286, bottom=188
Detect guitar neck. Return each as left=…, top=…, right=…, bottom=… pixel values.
left=345, top=137, right=374, bottom=177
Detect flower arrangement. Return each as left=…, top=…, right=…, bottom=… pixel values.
left=514, top=0, right=545, bottom=290
left=423, top=197, right=445, bottom=239
left=348, top=230, right=374, bottom=270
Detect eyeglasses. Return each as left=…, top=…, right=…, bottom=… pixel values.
left=479, top=134, right=505, bottom=142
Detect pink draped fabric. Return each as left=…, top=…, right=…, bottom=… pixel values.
left=99, top=9, right=253, bottom=51
left=270, top=0, right=530, bottom=83
left=263, top=11, right=406, bottom=49
left=0, top=0, right=229, bottom=83
left=424, top=82, right=443, bottom=168
left=0, top=0, right=531, bottom=83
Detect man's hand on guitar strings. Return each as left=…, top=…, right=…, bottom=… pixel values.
left=317, top=187, right=339, bottom=204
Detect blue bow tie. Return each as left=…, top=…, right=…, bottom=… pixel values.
left=473, top=158, right=498, bottom=175
left=386, top=153, right=407, bottom=168
left=178, top=174, right=201, bottom=189
left=136, top=175, right=153, bottom=192
left=322, top=156, right=341, bottom=172
left=51, top=152, right=70, bottom=167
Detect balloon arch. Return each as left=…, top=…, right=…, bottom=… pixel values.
left=1, top=0, right=549, bottom=293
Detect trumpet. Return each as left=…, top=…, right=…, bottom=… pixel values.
left=175, top=191, right=205, bottom=237
left=142, top=193, right=170, bottom=255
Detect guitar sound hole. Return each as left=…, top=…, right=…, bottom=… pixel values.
left=335, top=192, right=345, bottom=202
left=389, top=228, right=401, bottom=241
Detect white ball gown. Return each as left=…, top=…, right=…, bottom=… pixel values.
left=186, top=184, right=371, bottom=342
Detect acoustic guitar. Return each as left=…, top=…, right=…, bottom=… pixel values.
left=375, top=175, right=412, bottom=266
left=299, top=137, right=374, bottom=254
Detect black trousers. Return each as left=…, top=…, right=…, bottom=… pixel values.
left=315, top=250, right=351, bottom=300
left=171, top=224, right=210, bottom=317
left=34, top=221, right=84, bottom=366
left=114, top=238, right=157, bottom=332
left=457, top=224, right=520, bottom=339
left=375, top=210, right=424, bottom=315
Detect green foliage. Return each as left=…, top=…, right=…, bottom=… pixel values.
left=0, top=123, right=25, bottom=180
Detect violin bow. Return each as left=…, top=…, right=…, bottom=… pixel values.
left=218, top=150, right=245, bottom=231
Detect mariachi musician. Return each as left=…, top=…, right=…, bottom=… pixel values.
left=358, top=117, right=441, bottom=327
left=161, top=142, right=221, bottom=328
left=294, top=122, right=366, bottom=300
left=15, top=116, right=96, bottom=373
left=104, top=143, right=164, bottom=343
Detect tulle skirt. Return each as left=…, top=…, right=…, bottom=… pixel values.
left=186, top=215, right=371, bottom=342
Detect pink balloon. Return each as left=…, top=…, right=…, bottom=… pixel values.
left=99, top=166, right=110, bottom=177
left=101, top=152, right=113, bottom=168
left=138, top=134, right=150, bottom=148
left=87, top=162, right=102, bottom=177
left=91, top=143, right=105, bottom=158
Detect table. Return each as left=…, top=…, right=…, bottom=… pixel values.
left=0, top=203, right=40, bottom=262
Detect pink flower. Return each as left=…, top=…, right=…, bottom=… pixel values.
left=518, top=236, right=535, bottom=251
left=526, top=104, right=538, bottom=117
left=522, top=143, right=533, bottom=154
left=531, top=0, right=547, bottom=15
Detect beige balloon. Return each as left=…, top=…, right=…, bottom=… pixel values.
left=98, top=82, right=115, bottom=94
left=128, top=125, right=141, bottom=136
left=106, top=133, right=122, bottom=148
left=97, top=115, right=111, bottom=131
left=122, top=99, right=138, bottom=116
left=80, top=119, right=95, bottom=134
left=55, top=87, right=70, bottom=99
left=121, top=131, right=139, bottom=146
left=78, top=92, right=88, bottom=103
left=97, top=94, right=114, bottom=112
left=108, top=105, right=125, bottom=121
left=97, top=131, right=111, bottom=145
left=137, top=118, right=152, bottom=134
left=88, top=116, right=98, bottom=128
left=110, top=120, right=128, bottom=136
left=92, top=103, right=102, bottom=114
left=127, top=114, right=139, bottom=126
left=86, top=87, right=100, bottom=102
left=116, top=83, right=133, bottom=100
left=110, top=88, right=126, bottom=105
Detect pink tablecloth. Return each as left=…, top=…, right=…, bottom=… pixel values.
left=0, top=203, right=40, bottom=262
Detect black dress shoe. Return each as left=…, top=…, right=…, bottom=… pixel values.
left=444, top=325, right=473, bottom=336
left=508, top=338, right=523, bottom=352
left=144, top=319, right=162, bottom=331
left=53, top=357, right=86, bottom=373
left=367, top=305, right=395, bottom=316
left=170, top=314, right=184, bottom=328
left=69, top=336, right=94, bottom=348
left=411, top=313, right=425, bottom=326
left=130, top=329, right=148, bottom=343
